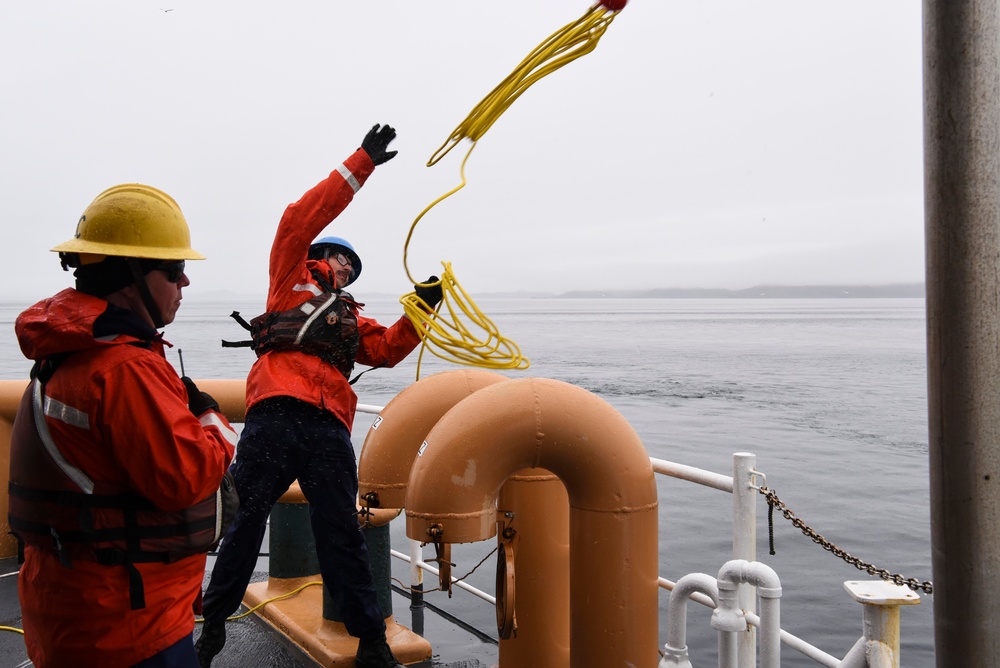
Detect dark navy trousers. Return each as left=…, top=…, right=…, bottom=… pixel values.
left=200, top=396, right=385, bottom=639
left=132, top=633, right=198, bottom=667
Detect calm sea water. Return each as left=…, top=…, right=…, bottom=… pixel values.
left=0, top=296, right=934, bottom=666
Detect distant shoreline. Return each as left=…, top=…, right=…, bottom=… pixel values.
left=171, top=283, right=927, bottom=303
left=0, top=283, right=927, bottom=304
left=553, top=283, right=926, bottom=299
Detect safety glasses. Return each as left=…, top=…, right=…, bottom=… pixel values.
left=327, top=252, right=351, bottom=268
left=156, top=261, right=186, bottom=284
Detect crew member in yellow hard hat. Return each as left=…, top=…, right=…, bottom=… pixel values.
left=9, top=184, right=238, bottom=667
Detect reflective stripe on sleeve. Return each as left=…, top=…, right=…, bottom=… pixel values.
left=335, top=164, right=361, bottom=193
left=293, top=283, right=324, bottom=297
left=199, top=412, right=239, bottom=447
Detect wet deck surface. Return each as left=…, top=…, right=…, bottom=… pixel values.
left=0, top=558, right=496, bottom=668
left=0, top=560, right=26, bottom=668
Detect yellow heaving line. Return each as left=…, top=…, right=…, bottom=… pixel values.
left=400, top=5, right=620, bottom=377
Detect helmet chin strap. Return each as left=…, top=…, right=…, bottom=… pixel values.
left=126, top=258, right=166, bottom=329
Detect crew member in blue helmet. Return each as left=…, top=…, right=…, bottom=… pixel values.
left=197, top=125, right=442, bottom=668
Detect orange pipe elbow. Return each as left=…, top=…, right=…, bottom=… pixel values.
left=404, top=377, right=660, bottom=667
left=405, top=377, right=658, bottom=543
left=357, top=369, right=507, bottom=509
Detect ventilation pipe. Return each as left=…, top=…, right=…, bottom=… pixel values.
left=357, top=370, right=571, bottom=666
left=358, top=369, right=507, bottom=508
left=660, top=573, right=720, bottom=668
left=405, top=377, right=659, bottom=667
left=715, top=560, right=781, bottom=668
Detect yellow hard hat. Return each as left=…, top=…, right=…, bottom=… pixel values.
left=51, top=183, right=206, bottom=261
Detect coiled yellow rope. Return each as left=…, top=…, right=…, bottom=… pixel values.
left=402, top=262, right=529, bottom=371
left=400, top=4, right=620, bottom=375
left=400, top=144, right=531, bottom=374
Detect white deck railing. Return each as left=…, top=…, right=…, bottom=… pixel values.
left=356, top=402, right=918, bottom=668
left=0, top=383, right=916, bottom=666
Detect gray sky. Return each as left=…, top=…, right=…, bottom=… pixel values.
left=1, top=1, right=924, bottom=301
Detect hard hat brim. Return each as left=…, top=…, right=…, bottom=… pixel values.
left=51, top=238, right=207, bottom=261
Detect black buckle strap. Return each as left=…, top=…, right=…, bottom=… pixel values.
left=126, top=562, right=146, bottom=610
left=221, top=311, right=255, bottom=348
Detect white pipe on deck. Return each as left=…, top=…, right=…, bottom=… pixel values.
left=732, top=453, right=757, bottom=668
left=660, top=573, right=720, bottom=668
left=716, top=560, right=782, bottom=668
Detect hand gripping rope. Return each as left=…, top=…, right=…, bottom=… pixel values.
left=399, top=1, right=627, bottom=376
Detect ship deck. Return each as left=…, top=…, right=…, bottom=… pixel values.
left=0, top=556, right=498, bottom=668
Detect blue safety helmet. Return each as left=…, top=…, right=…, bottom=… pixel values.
left=308, top=236, right=362, bottom=286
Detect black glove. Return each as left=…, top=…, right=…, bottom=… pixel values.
left=415, top=275, right=443, bottom=310
left=182, top=376, right=220, bottom=416
left=360, top=124, right=398, bottom=166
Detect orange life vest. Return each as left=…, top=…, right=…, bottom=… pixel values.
left=223, top=279, right=362, bottom=380
left=7, top=375, right=238, bottom=609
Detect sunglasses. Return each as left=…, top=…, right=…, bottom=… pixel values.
left=156, top=261, right=186, bottom=284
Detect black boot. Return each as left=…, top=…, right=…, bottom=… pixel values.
left=194, top=621, right=226, bottom=668
left=355, top=633, right=403, bottom=668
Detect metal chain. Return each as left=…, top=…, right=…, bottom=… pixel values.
left=758, top=485, right=934, bottom=595
left=390, top=546, right=499, bottom=595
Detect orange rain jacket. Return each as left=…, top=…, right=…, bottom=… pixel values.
left=245, top=148, right=422, bottom=430
left=12, top=288, right=237, bottom=667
